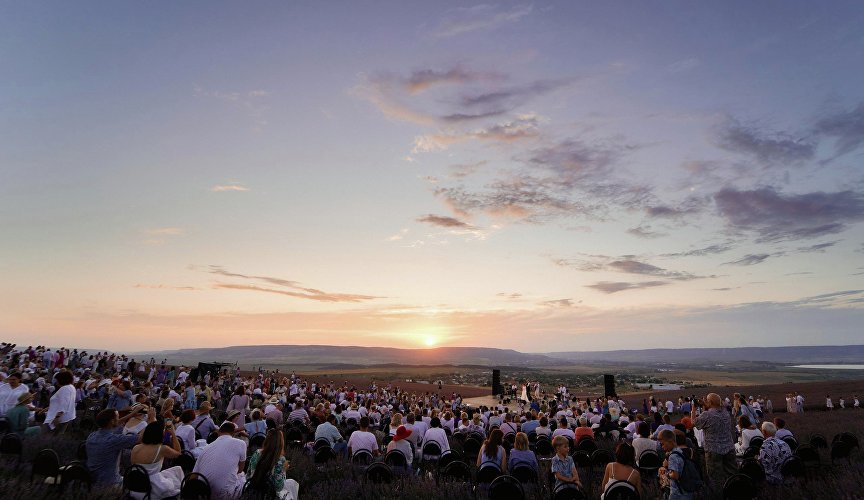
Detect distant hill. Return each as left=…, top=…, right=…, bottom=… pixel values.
left=544, top=345, right=864, bottom=364
left=136, top=344, right=864, bottom=367
left=139, top=345, right=555, bottom=367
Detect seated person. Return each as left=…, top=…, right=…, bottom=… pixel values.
left=129, top=420, right=183, bottom=499
left=347, top=416, right=379, bottom=457
left=247, top=429, right=299, bottom=500
left=758, top=421, right=793, bottom=484
left=386, top=425, right=413, bottom=466
left=600, top=442, right=642, bottom=499
left=87, top=406, right=154, bottom=486
left=422, top=417, right=450, bottom=455
left=552, top=417, right=575, bottom=441
left=735, top=415, right=763, bottom=455
left=551, top=435, right=582, bottom=489
left=632, top=422, right=657, bottom=465
left=575, top=417, right=595, bottom=442
left=773, top=418, right=793, bottom=440
left=508, top=432, right=539, bottom=472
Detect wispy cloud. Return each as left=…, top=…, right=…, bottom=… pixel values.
left=431, top=4, right=533, bottom=39
left=133, top=284, right=199, bottom=291
left=540, top=298, right=575, bottom=307
left=211, top=184, right=250, bottom=192
left=661, top=243, right=735, bottom=258
left=555, top=255, right=711, bottom=281
left=796, top=241, right=838, bottom=253
left=412, top=115, right=540, bottom=153
left=497, top=292, right=523, bottom=300
left=206, top=266, right=382, bottom=303
left=715, top=118, right=816, bottom=165
left=714, top=187, right=864, bottom=242
left=813, top=102, right=864, bottom=157
left=585, top=281, right=669, bottom=294
left=416, top=214, right=474, bottom=229
left=722, top=254, right=771, bottom=266
left=627, top=225, right=668, bottom=239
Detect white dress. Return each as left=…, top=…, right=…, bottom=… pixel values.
left=131, top=445, right=184, bottom=500
left=520, top=385, right=528, bottom=402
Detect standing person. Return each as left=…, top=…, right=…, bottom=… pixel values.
left=43, top=370, right=76, bottom=434
left=658, top=430, right=694, bottom=500
left=691, top=393, right=736, bottom=499
left=0, top=373, right=29, bottom=418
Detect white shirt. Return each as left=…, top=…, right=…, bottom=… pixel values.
left=45, top=384, right=76, bottom=428
left=423, top=427, right=451, bottom=453
left=193, top=435, right=246, bottom=499
left=0, top=383, right=29, bottom=417
left=347, top=430, right=378, bottom=454
left=176, top=423, right=197, bottom=450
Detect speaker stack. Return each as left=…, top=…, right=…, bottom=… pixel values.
left=492, top=369, right=502, bottom=395
left=604, top=374, right=616, bottom=397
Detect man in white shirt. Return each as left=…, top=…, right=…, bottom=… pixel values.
left=422, top=417, right=450, bottom=455
left=409, top=412, right=428, bottom=445
left=193, top=422, right=247, bottom=500
left=347, top=417, right=379, bottom=457
left=0, top=373, right=29, bottom=417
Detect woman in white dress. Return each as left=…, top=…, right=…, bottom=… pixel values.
left=826, top=395, right=833, bottom=410
left=129, top=420, right=184, bottom=499
left=520, top=384, right=529, bottom=403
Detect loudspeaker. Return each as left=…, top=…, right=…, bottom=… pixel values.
left=604, top=374, right=616, bottom=397
left=492, top=369, right=502, bottom=395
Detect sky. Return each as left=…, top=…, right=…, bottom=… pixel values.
left=1, top=1, right=863, bottom=353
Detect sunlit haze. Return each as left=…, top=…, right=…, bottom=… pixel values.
left=2, top=2, right=863, bottom=353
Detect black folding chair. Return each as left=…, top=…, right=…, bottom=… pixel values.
left=488, top=474, right=524, bottom=500
left=365, top=462, right=394, bottom=484
left=0, top=433, right=23, bottom=470
left=123, top=464, right=152, bottom=500
left=440, top=460, right=472, bottom=482
left=723, top=473, right=756, bottom=500
left=477, top=463, right=503, bottom=484
left=30, top=448, right=61, bottom=485
left=780, top=455, right=806, bottom=481
left=602, top=479, right=640, bottom=500
left=59, top=462, right=92, bottom=494
left=739, top=458, right=765, bottom=483
left=180, top=472, right=211, bottom=500
left=831, top=441, right=852, bottom=465
left=748, top=436, right=764, bottom=449
left=175, top=450, right=196, bottom=474
left=351, top=449, right=374, bottom=466
left=553, top=482, right=587, bottom=500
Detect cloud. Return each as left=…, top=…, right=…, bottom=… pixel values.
left=434, top=175, right=586, bottom=222
left=540, top=298, right=574, bottom=308
left=626, top=225, right=668, bottom=239
left=556, top=255, right=711, bottom=281
left=212, top=283, right=380, bottom=303
left=607, top=259, right=710, bottom=281
left=796, top=241, right=838, bottom=253
left=207, top=266, right=382, bottom=303
left=662, top=243, right=735, bottom=258
left=412, top=115, right=540, bottom=152
left=716, top=119, right=816, bottom=165
left=449, top=161, right=487, bottom=179
left=211, top=184, right=250, bottom=192
left=643, top=197, right=708, bottom=220
left=458, top=79, right=572, bottom=111
left=145, top=227, right=184, bottom=236
left=813, top=102, right=864, bottom=156
left=416, top=214, right=473, bottom=229
left=714, top=187, right=864, bottom=242
left=497, top=292, right=523, bottom=300
left=403, top=68, right=494, bottom=94
left=133, top=284, right=199, bottom=291
left=722, top=254, right=771, bottom=266
left=431, top=4, right=533, bottom=38
left=585, top=281, right=669, bottom=294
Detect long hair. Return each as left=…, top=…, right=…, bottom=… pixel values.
left=251, top=429, right=285, bottom=487
left=484, top=429, right=504, bottom=460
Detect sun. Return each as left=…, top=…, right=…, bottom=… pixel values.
left=423, top=335, right=438, bottom=347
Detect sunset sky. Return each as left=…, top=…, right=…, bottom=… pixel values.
left=2, top=2, right=863, bottom=353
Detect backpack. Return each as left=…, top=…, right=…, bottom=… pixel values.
left=672, top=448, right=703, bottom=493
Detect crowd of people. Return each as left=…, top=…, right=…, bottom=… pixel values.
left=0, top=342, right=852, bottom=499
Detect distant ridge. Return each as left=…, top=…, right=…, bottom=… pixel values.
left=138, top=344, right=864, bottom=366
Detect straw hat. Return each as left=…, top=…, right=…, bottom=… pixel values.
left=17, top=392, right=33, bottom=404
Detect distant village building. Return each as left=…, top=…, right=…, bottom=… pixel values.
left=634, top=383, right=683, bottom=391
